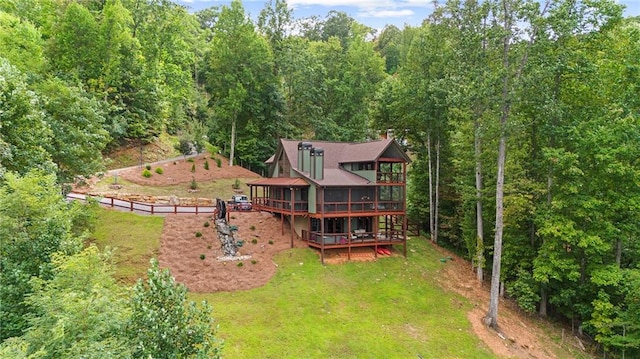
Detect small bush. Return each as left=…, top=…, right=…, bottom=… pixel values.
left=200, top=254, right=206, bottom=260
left=191, top=163, right=196, bottom=173
left=232, top=178, right=241, bottom=189
left=251, top=238, right=258, bottom=244
left=195, top=231, right=202, bottom=237
left=204, top=221, right=210, bottom=227
left=249, top=225, right=256, bottom=231
left=230, top=215, right=236, bottom=220
left=207, top=245, right=212, bottom=249
left=215, top=158, right=222, bottom=168
left=251, top=260, right=257, bottom=265
left=237, top=262, right=244, bottom=267
left=190, top=177, right=197, bottom=190
left=145, top=164, right=151, bottom=170
left=204, top=160, right=210, bottom=170
left=142, top=169, right=152, bottom=178
left=268, top=240, right=274, bottom=245
left=173, top=161, right=177, bottom=165
left=155, top=167, right=164, bottom=175
left=187, top=158, right=194, bottom=163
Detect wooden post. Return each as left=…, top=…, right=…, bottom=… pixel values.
left=290, top=187, right=295, bottom=248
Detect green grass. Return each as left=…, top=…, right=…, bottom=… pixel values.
left=190, top=239, right=495, bottom=359
left=91, top=210, right=493, bottom=357
left=92, top=177, right=254, bottom=200
left=90, top=208, right=164, bottom=284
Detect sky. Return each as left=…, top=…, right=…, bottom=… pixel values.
left=174, top=0, right=640, bottom=31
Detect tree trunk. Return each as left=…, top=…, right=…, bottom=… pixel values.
left=230, top=117, right=237, bottom=167
left=539, top=286, right=548, bottom=317
left=434, top=136, right=440, bottom=244
left=427, top=133, right=435, bottom=242
left=475, top=119, right=484, bottom=282
left=486, top=133, right=507, bottom=329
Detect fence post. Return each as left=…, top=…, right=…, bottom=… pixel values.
left=151, top=204, right=154, bottom=215
left=130, top=201, right=133, bottom=212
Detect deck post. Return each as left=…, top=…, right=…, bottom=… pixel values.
left=290, top=187, right=295, bottom=248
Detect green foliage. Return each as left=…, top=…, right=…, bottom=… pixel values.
left=215, top=157, right=222, bottom=168
left=190, top=177, right=198, bottom=190
left=251, top=238, right=258, bottom=244
left=191, top=163, right=196, bottom=173
left=155, top=166, right=163, bottom=174
left=200, top=254, right=206, bottom=260
left=2, top=246, right=132, bottom=358
left=0, top=59, right=54, bottom=175
left=204, top=221, right=210, bottom=227
left=142, top=169, right=152, bottom=178
left=128, top=259, right=222, bottom=358
left=195, top=231, right=202, bottom=237
left=0, top=171, right=83, bottom=340
left=236, top=262, right=243, bottom=267
left=204, top=159, right=210, bottom=170
left=145, top=164, right=151, bottom=170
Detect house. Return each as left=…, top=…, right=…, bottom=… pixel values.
left=248, top=138, right=411, bottom=263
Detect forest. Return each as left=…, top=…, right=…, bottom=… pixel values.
left=0, top=0, right=639, bottom=357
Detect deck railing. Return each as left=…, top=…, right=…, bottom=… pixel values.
left=67, top=192, right=216, bottom=215
left=252, top=197, right=308, bottom=212
left=318, top=200, right=404, bottom=214
left=301, top=229, right=406, bottom=246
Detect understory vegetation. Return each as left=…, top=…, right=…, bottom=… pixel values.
left=1, top=0, right=639, bottom=357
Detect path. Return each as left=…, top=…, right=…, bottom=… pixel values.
left=66, top=192, right=216, bottom=216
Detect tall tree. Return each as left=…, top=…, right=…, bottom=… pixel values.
left=204, top=0, right=279, bottom=168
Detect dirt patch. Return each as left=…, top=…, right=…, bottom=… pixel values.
left=117, top=154, right=261, bottom=186
left=158, top=211, right=307, bottom=292
left=431, top=242, right=583, bottom=359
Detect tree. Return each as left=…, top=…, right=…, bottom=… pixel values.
left=0, top=247, right=131, bottom=358
left=128, top=259, right=222, bottom=359
left=0, top=59, right=54, bottom=176
left=36, top=78, right=110, bottom=184
left=0, top=12, right=45, bottom=74
left=204, top=0, right=278, bottom=168
left=0, top=171, right=85, bottom=340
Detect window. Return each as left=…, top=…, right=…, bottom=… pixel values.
left=356, top=162, right=374, bottom=171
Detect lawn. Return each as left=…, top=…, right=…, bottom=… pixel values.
left=92, top=208, right=494, bottom=358
left=189, top=240, right=494, bottom=358
left=90, top=208, right=164, bottom=283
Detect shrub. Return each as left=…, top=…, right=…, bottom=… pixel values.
left=207, top=245, right=212, bottom=249
left=142, top=169, right=152, bottom=178
left=268, top=240, right=274, bottom=245
left=190, top=177, right=197, bottom=190
left=251, top=260, right=257, bottom=265
left=204, top=160, right=210, bottom=170
left=187, top=158, right=194, bottom=163
left=200, top=254, right=206, bottom=260
left=191, top=163, right=196, bottom=173
left=236, top=262, right=244, bottom=267
left=195, top=232, right=202, bottom=238
left=249, top=225, right=256, bottom=231
left=204, top=221, right=210, bottom=228
left=232, top=178, right=241, bottom=189
left=145, top=164, right=151, bottom=170
left=251, top=239, right=257, bottom=244
left=215, top=158, right=222, bottom=168
left=155, top=167, right=164, bottom=175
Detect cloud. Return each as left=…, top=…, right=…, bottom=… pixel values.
left=360, top=9, right=415, bottom=18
